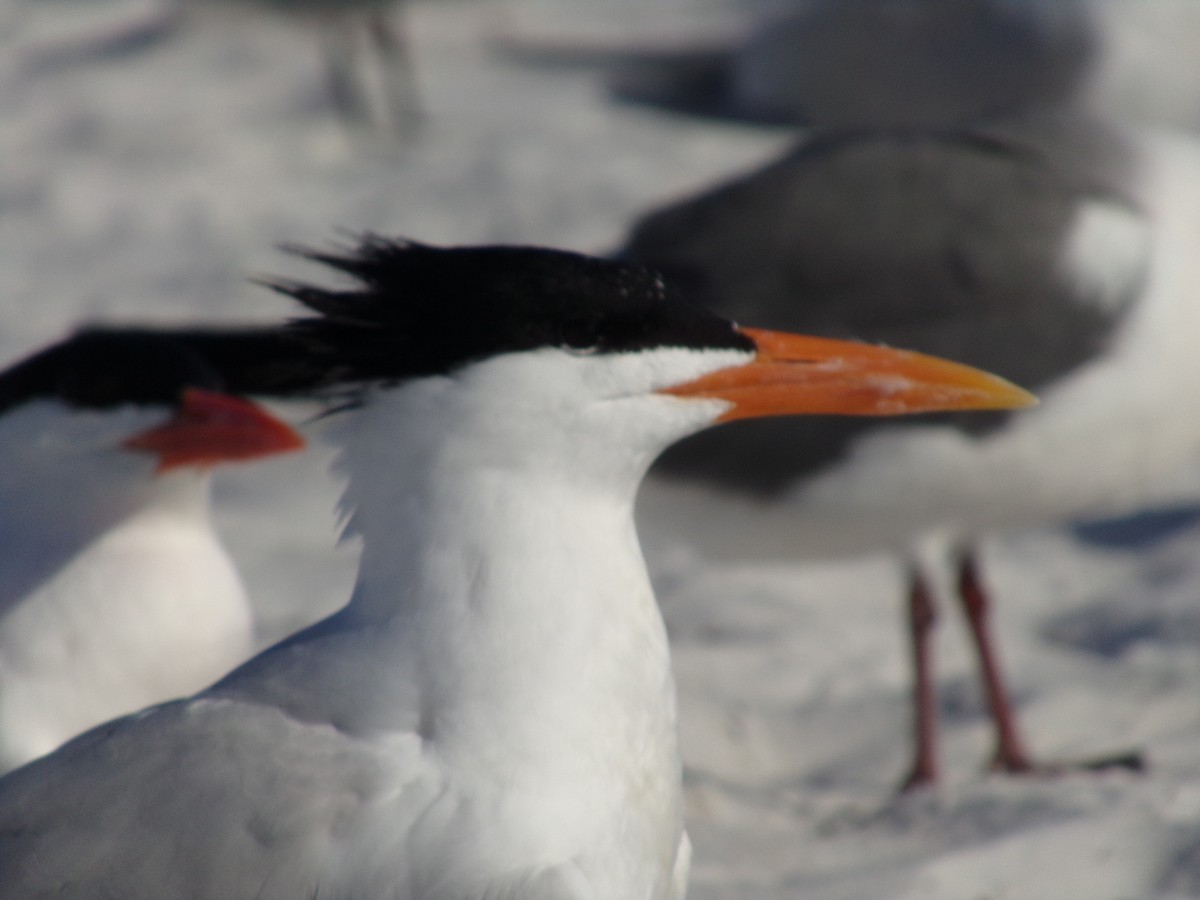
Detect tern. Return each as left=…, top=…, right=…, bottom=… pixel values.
left=0, top=238, right=1032, bottom=897
left=0, top=328, right=304, bottom=772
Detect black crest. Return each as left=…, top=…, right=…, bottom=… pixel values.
left=267, top=237, right=752, bottom=383
left=0, top=239, right=752, bottom=415
left=0, top=330, right=234, bottom=416
left=0, top=328, right=330, bottom=416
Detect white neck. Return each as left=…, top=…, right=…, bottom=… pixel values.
left=0, top=404, right=252, bottom=769
left=310, top=348, right=736, bottom=893
left=0, top=402, right=215, bottom=608
left=336, top=347, right=737, bottom=636
left=336, top=374, right=688, bottom=776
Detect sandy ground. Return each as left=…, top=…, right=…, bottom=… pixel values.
left=3, top=1, right=1200, bottom=897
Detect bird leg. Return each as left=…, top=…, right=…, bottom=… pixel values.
left=368, top=8, right=424, bottom=135
left=314, top=9, right=422, bottom=139
left=317, top=14, right=373, bottom=126
left=900, top=566, right=940, bottom=790
left=957, top=550, right=1036, bottom=773
left=958, top=550, right=1147, bottom=777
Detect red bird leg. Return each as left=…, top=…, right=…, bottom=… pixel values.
left=900, top=566, right=940, bottom=790
left=957, top=551, right=1035, bottom=773
left=959, top=551, right=1146, bottom=776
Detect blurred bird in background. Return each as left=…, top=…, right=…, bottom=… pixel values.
left=613, top=0, right=1200, bottom=786
left=0, top=329, right=304, bottom=772
left=195, top=0, right=424, bottom=135
left=19, top=0, right=431, bottom=138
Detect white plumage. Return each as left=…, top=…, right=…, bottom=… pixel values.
left=0, top=401, right=255, bottom=772
left=0, top=348, right=735, bottom=897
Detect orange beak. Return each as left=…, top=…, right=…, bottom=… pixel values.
left=123, top=388, right=306, bottom=473
left=662, top=327, right=1037, bottom=421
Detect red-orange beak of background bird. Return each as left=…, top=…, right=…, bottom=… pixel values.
left=662, top=327, right=1037, bottom=421
left=123, top=388, right=306, bottom=473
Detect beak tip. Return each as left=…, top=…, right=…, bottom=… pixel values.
left=983, top=378, right=1039, bottom=412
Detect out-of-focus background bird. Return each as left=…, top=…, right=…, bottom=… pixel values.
left=626, top=114, right=1194, bottom=788
left=604, top=0, right=1200, bottom=800
left=0, top=329, right=304, bottom=772
left=6, top=0, right=1200, bottom=896
left=187, top=0, right=425, bottom=136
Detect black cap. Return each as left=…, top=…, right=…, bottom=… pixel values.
left=267, top=237, right=753, bottom=386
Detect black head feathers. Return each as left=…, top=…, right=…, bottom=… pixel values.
left=0, top=239, right=752, bottom=415
left=0, top=330, right=233, bottom=416
left=266, top=237, right=752, bottom=384
left=0, top=328, right=330, bottom=416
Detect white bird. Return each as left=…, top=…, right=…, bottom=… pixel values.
left=0, top=238, right=1032, bottom=897
left=624, top=114, right=1200, bottom=785
left=0, top=329, right=304, bottom=772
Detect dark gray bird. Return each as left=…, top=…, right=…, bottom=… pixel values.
left=607, top=0, right=1095, bottom=128
left=559, top=0, right=1200, bottom=135
left=623, top=114, right=1197, bottom=786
